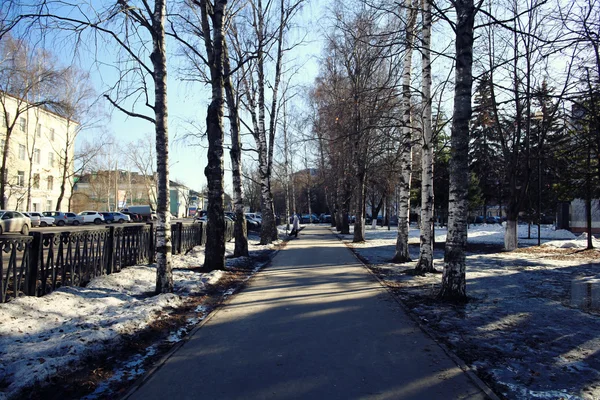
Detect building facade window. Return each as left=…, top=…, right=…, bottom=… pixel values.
left=19, top=144, right=26, bottom=160
left=17, top=171, right=25, bottom=186
left=36, top=123, right=42, bottom=137
left=19, top=117, right=26, bottom=131
left=33, top=148, right=40, bottom=164
left=48, top=152, right=54, bottom=167
left=46, top=200, right=52, bottom=211
left=32, top=203, right=40, bottom=212
left=47, top=176, right=54, bottom=191
left=49, top=128, right=55, bottom=141
left=33, top=173, right=40, bottom=189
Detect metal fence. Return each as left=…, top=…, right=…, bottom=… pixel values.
left=0, top=220, right=234, bottom=303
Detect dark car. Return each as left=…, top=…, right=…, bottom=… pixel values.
left=121, top=211, right=142, bottom=222
left=486, top=216, right=500, bottom=224
left=319, top=214, right=332, bottom=223
left=100, top=212, right=130, bottom=223
left=100, top=212, right=116, bottom=223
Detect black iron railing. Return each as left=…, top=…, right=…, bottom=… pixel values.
left=0, top=236, right=33, bottom=303
left=0, top=219, right=237, bottom=302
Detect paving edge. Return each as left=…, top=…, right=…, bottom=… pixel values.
left=120, top=244, right=282, bottom=400
left=333, top=230, right=501, bottom=400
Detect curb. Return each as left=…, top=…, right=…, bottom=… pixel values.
left=120, top=246, right=281, bottom=400
left=334, top=229, right=501, bottom=400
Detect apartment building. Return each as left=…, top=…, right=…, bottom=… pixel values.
left=72, top=170, right=157, bottom=213
left=1, top=92, right=77, bottom=212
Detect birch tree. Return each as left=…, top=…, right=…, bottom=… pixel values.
left=392, top=0, right=419, bottom=262
left=26, top=0, right=174, bottom=292
left=224, top=37, right=249, bottom=257
left=438, top=0, right=478, bottom=301
left=415, top=0, right=435, bottom=273
left=52, top=67, right=97, bottom=211
left=198, top=0, right=228, bottom=270
left=231, top=0, right=304, bottom=245
left=0, top=34, right=62, bottom=209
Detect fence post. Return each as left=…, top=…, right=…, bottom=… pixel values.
left=177, top=222, right=183, bottom=254
left=148, top=222, right=155, bottom=263
left=106, top=226, right=115, bottom=275
left=26, top=232, right=42, bottom=296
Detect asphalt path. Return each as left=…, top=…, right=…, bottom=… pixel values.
left=126, top=225, right=490, bottom=400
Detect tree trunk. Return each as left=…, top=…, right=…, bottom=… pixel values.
left=0, top=125, right=14, bottom=209
left=439, top=0, right=476, bottom=302
left=56, top=120, right=71, bottom=211
left=586, top=145, right=593, bottom=250
left=416, top=0, right=435, bottom=274
left=202, top=0, right=227, bottom=271
left=224, top=39, right=248, bottom=258
left=152, top=0, right=173, bottom=293
left=264, top=0, right=287, bottom=242
left=393, top=0, right=418, bottom=263
left=353, top=171, right=366, bottom=242
left=283, top=102, right=291, bottom=232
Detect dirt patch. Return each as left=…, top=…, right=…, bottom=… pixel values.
left=513, top=246, right=600, bottom=260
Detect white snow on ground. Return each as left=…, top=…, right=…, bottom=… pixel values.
left=338, top=223, right=600, bottom=400
left=0, top=234, right=278, bottom=400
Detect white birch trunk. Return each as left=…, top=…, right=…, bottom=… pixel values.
left=152, top=0, right=173, bottom=293
left=353, top=171, right=366, bottom=242
left=416, top=0, right=435, bottom=273
left=504, top=219, right=518, bottom=250
left=223, top=40, right=248, bottom=258
left=439, top=0, right=476, bottom=301
left=393, top=0, right=418, bottom=263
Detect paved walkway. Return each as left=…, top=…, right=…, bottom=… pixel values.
left=127, top=225, right=489, bottom=400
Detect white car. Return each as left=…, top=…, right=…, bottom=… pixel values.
left=26, top=211, right=55, bottom=227
left=77, top=211, right=105, bottom=225
left=23, top=212, right=41, bottom=227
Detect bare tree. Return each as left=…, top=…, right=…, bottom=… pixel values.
left=25, top=0, right=174, bottom=292
left=438, top=0, right=478, bottom=301
left=231, top=0, right=304, bottom=245
left=196, top=0, right=228, bottom=270
left=415, top=0, right=435, bottom=273
left=0, top=33, right=62, bottom=209
left=392, top=0, right=418, bottom=262
left=51, top=67, right=98, bottom=211
left=126, top=133, right=158, bottom=207
left=224, top=36, right=249, bottom=257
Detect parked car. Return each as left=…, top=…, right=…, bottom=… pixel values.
left=121, top=211, right=142, bottom=222
left=486, top=216, right=500, bottom=224
left=246, top=217, right=260, bottom=231
left=77, top=211, right=105, bottom=225
left=26, top=211, right=55, bottom=227
left=319, top=214, right=332, bottom=223
left=42, top=211, right=83, bottom=226
left=246, top=215, right=261, bottom=229
left=120, top=205, right=157, bottom=222
left=245, top=213, right=262, bottom=225
left=100, top=212, right=131, bottom=223
left=23, top=212, right=41, bottom=227
left=0, top=211, right=32, bottom=235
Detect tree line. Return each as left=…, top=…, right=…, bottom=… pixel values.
left=2, top=0, right=598, bottom=301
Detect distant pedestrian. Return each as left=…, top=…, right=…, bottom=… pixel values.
left=290, top=214, right=300, bottom=238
